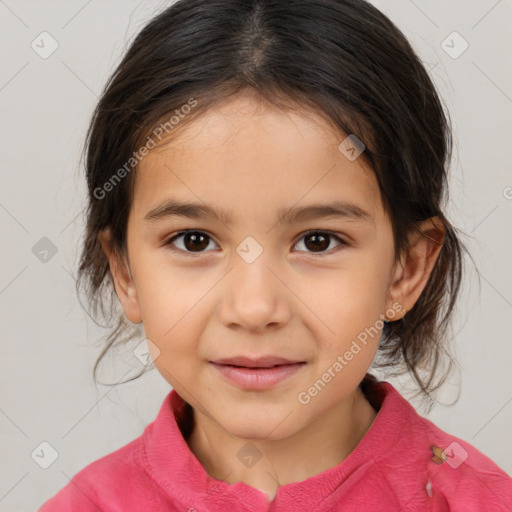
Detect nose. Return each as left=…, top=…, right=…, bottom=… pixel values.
left=217, top=255, right=292, bottom=333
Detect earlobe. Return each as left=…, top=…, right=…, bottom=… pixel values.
left=98, top=228, right=143, bottom=324
left=385, top=217, right=445, bottom=321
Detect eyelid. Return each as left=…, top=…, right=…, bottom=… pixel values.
left=292, top=229, right=348, bottom=255
left=165, top=229, right=220, bottom=255
left=294, top=229, right=348, bottom=245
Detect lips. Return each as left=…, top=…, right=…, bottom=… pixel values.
left=211, top=356, right=304, bottom=368
left=210, top=358, right=306, bottom=390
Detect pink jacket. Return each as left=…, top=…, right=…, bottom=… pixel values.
left=39, top=381, right=512, bottom=511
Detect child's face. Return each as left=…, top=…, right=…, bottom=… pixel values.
left=115, top=92, right=403, bottom=439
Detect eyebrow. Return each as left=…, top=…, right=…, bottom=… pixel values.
left=144, top=199, right=373, bottom=226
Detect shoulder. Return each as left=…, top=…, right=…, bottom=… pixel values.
left=38, top=390, right=187, bottom=511
left=377, top=383, right=512, bottom=511
left=419, top=418, right=512, bottom=511
left=38, top=434, right=164, bottom=511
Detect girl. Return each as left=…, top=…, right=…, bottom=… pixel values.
left=40, top=0, right=511, bottom=510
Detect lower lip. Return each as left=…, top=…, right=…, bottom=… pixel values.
left=210, top=362, right=305, bottom=390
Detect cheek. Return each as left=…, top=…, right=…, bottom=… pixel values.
left=299, top=258, right=390, bottom=332
left=133, top=263, right=207, bottom=363
left=134, top=252, right=206, bottom=322
left=299, top=259, right=389, bottom=370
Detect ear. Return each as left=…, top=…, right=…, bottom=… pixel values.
left=98, top=227, right=142, bottom=324
left=385, top=216, right=445, bottom=321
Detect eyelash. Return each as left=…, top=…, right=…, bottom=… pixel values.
left=164, top=229, right=348, bottom=257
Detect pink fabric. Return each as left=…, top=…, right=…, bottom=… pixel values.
left=39, top=381, right=512, bottom=511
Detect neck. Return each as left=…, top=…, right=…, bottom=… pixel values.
left=186, top=386, right=378, bottom=502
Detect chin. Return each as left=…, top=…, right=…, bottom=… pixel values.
left=219, top=408, right=302, bottom=442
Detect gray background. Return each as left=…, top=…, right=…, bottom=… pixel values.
left=1, top=0, right=511, bottom=510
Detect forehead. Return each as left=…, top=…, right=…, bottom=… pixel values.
left=131, top=93, right=384, bottom=227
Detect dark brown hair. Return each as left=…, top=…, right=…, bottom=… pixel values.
left=76, top=0, right=470, bottom=405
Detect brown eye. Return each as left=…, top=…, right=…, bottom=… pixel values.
left=165, top=229, right=346, bottom=256
left=294, top=231, right=345, bottom=254
left=166, top=230, right=217, bottom=253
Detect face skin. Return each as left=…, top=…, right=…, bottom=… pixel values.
left=99, top=89, right=445, bottom=501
